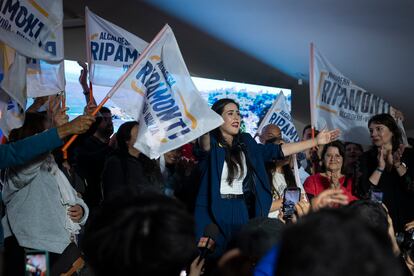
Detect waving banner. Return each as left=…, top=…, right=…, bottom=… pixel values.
left=85, top=7, right=148, bottom=87
left=310, top=43, right=406, bottom=145
left=256, top=92, right=300, bottom=143
left=0, top=0, right=63, bottom=61
left=101, top=25, right=223, bottom=159
left=26, top=21, right=65, bottom=97
left=0, top=43, right=25, bottom=137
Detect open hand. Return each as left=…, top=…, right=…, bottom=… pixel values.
left=316, top=129, right=340, bottom=145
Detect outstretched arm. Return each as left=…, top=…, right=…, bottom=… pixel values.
left=281, top=129, right=340, bottom=157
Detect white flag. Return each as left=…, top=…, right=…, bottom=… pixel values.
left=310, top=43, right=406, bottom=145
left=26, top=0, right=65, bottom=98
left=0, top=43, right=25, bottom=137
left=85, top=7, right=148, bottom=87
left=101, top=25, right=223, bottom=159
left=26, top=21, right=65, bottom=97
left=256, top=92, right=300, bottom=143
left=0, top=0, right=63, bottom=61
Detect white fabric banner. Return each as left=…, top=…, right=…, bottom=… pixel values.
left=310, top=44, right=406, bottom=145
left=26, top=15, right=65, bottom=97
left=85, top=7, right=148, bottom=87
left=103, top=25, right=223, bottom=159
left=256, top=92, right=300, bottom=143
left=0, top=0, right=63, bottom=61
left=0, top=43, right=25, bottom=137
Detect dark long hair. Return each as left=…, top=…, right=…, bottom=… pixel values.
left=116, top=121, right=139, bottom=155
left=211, top=98, right=244, bottom=185
left=320, top=140, right=346, bottom=175
left=368, top=113, right=402, bottom=151
left=266, top=160, right=297, bottom=197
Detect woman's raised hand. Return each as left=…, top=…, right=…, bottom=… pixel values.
left=316, top=129, right=340, bottom=145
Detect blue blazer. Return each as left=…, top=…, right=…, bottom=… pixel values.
left=194, top=133, right=284, bottom=242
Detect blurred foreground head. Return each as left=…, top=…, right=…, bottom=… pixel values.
left=82, top=191, right=196, bottom=276
left=274, top=208, right=402, bottom=276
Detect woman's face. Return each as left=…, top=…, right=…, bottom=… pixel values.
left=369, top=123, right=393, bottom=147
left=323, top=146, right=343, bottom=173
left=345, top=143, right=363, bottom=163
left=164, top=149, right=180, bottom=165
left=219, top=103, right=241, bottom=138
left=127, top=125, right=139, bottom=149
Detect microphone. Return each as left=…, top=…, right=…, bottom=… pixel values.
left=197, top=223, right=220, bottom=263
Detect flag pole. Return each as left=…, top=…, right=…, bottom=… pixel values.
left=61, top=24, right=170, bottom=157
left=309, top=42, right=318, bottom=174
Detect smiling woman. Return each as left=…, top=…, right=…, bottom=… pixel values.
left=194, top=98, right=341, bottom=256
left=303, top=141, right=358, bottom=205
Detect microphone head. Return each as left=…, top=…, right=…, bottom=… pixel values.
left=204, top=223, right=220, bottom=239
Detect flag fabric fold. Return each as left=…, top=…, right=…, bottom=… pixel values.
left=100, top=25, right=223, bottom=159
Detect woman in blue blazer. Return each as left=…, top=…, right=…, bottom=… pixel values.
left=195, top=98, right=339, bottom=255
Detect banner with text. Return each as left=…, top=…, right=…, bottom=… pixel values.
left=0, top=0, right=63, bottom=61
left=86, top=7, right=148, bottom=87
left=102, top=25, right=223, bottom=159
left=256, top=92, right=300, bottom=143
left=310, top=44, right=405, bottom=145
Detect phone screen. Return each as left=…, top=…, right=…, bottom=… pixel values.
left=370, top=190, right=383, bottom=203
left=25, top=250, right=49, bottom=276
left=284, top=189, right=301, bottom=205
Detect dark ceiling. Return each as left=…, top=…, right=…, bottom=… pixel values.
left=62, top=0, right=414, bottom=134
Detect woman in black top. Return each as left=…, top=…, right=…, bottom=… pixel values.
left=357, top=114, right=414, bottom=232
left=102, top=121, right=163, bottom=201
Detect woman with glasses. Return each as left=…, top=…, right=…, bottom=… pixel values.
left=303, top=141, right=358, bottom=206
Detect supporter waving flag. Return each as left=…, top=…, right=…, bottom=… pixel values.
left=98, top=25, right=223, bottom=159
left=0, top=0, right=64, bottom=136
left=85, top=7, right=148, bottom=87
left=310, top=43, right=407, bottom=145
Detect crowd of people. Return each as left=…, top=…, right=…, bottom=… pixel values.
left=0, top=69, right=413, bottom=276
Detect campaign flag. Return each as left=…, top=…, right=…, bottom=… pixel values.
left=26, top=20, right=65, bottom=97
left=25, top=0, right=65, bottom=98
left=310, top=43, right=406, bottom=145
left=256, top=92, right=300, bottom=143
left=101, top=25, right=223, bottom=159
left=85, top=7, right=148, bottom=87
left=0, top=43, right=26, bottom=137
left=0, top=0, right=63, bottom=61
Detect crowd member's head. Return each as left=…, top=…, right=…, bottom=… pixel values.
left=320, top=141, right=346, bottom=175
left=232, top=217, right=285, bottom=262
left=94, top=106, right=114, bottom=142
left=344, top=142, right=363, bottom=165
left=211, top=98, right=244, bottom=185
left=116, top=121, right=139, bottom=157
left=164, top=148, right=181, bottom=166
left=9, top=112, right=47, bottom=142
left=274, top=208, right=402, bottom=276
left=346, top=200, right=389, bottom=236
left=302, top=125, right=319, bottom=141
left=368, top=113, right=402, bottom=150
left=82, top=192, right=196, bottom=276
left=259, top=124, right=282, bottom=144
left=345, top=200, right=401, bottom=255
